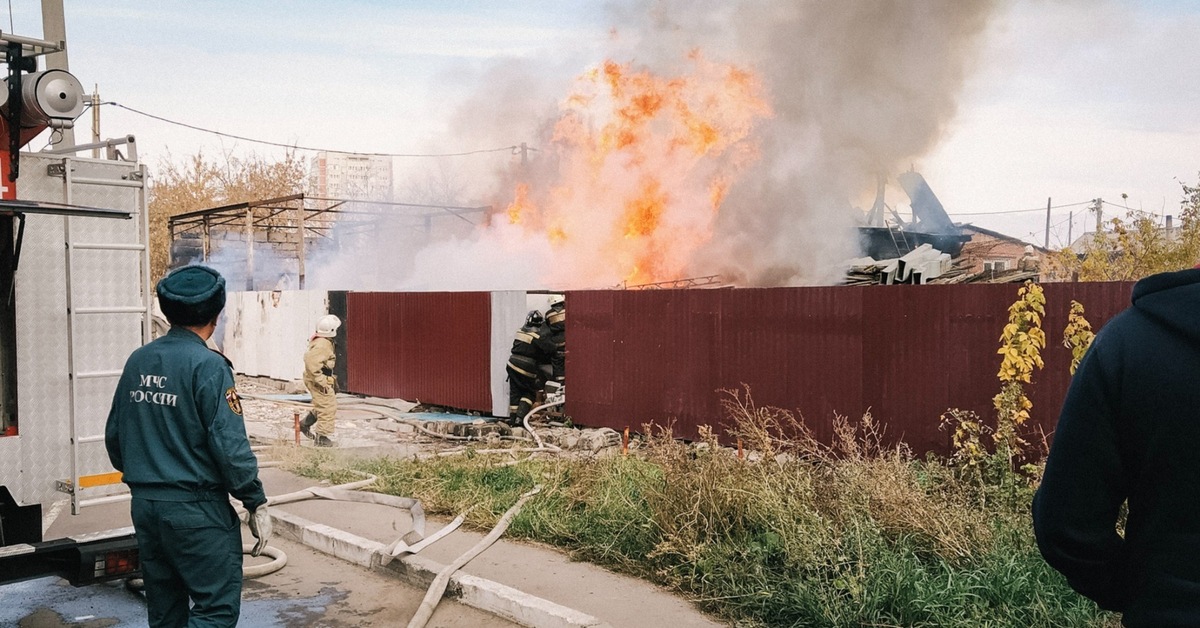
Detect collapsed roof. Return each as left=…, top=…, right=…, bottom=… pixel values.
left=859, top=170, right=970, bottom=259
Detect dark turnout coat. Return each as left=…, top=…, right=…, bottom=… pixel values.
left=1034, top=268, right=1200, bottom=627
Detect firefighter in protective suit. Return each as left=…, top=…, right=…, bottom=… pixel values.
left=545, top=295, right=566, bottom=383
left=301, top=314, right=340, bottom=446
left=105, top=264, right=269, bottom=627
left=506, top=310, right=555, bottom=424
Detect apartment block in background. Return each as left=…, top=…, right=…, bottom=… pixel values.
left=307, top=152, right=394, bottom=201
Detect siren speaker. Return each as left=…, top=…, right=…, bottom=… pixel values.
left=0, top=68, right=85, bottom=128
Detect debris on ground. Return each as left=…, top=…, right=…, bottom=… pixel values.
left=235, top=376, right=624, bottom=456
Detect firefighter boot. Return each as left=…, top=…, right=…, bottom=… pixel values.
left=511, top=399, right=533, bottom=426
left=299, top=411, right=317, bottom=439
left=315, top=434, right=335, bottom=448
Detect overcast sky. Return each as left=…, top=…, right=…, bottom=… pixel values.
left=11, top=0, right=1200, bottom=251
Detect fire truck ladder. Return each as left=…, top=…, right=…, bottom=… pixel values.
left=57, top=156, right=151, bottom=514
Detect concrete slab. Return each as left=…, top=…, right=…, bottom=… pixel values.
left=258, top=468, right=725, bottom=628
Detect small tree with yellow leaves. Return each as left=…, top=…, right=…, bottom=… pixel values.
left=939, top=408, right=992, bottom=486
left=992, top=280, right=1046, bottom=464
left=942, top=281, right=1047, bottom=500
left=1062, top=300, right=1095, bottom=375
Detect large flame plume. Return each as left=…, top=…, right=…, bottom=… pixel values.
left=504, top=52, right=771, bottom=287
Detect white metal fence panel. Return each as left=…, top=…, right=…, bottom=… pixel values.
left=221, top=290, right=331, bottom=381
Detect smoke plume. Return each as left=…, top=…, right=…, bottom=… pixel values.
left=316, top=0, right=1000, bottom=290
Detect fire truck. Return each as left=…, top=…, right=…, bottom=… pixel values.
left=0, top=30, right=145, bottom=586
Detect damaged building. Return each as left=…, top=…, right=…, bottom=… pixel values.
left=846, top=170, right=1059, bottom=285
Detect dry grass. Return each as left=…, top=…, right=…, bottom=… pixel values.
left=284, top=387, right=1115, bottom=627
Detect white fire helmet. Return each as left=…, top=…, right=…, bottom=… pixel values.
left=548, top=294, right=565, bottom=308
left=315, top=314, right=342, bottom=338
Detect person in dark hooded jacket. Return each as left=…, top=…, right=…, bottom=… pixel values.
left=1034, top=267, right=1200, bottom=627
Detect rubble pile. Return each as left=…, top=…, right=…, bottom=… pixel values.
left=237, top=376, right=624, bottom=455
left=843, top=243, right=1039, bottom=286
left=422, top=420, right=622, bottom=453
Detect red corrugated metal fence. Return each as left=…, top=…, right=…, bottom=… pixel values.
left=567, top=282, right=1135, bottom=456
left=344, top=291, right=492, bottom=412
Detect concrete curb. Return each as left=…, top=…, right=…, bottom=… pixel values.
left=270, top=509, right=612, bottom=628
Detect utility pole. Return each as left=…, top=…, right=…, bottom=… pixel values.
left=1044, top=197, right=1051, bottom=249
left=90, top=84, right=99, bottom=158
left=1068, top=211, right=1073, bottom=246
left=41, top=0, right=74, bottom=148
left=515, top=142, right=538, bottom=168
left=1093, top=198, right=1103, bottom=232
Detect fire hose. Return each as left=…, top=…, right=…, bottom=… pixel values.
left=236, top=470, right=392, bottom=578
left=406, top=484, right=543, bottom=628
left=343, top=398, right=538, bottom=444
left=223, top=401, right=550, bottom=623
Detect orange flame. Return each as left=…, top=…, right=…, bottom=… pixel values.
left=623, top=180, right=668, bottom=239
left=506, top=182, right=532, bottom=225
left=708, top=178, right=728, bottom=213
left=501, top=52, right=771, bottom=286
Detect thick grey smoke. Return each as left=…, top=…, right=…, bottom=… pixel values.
left=323, top=0, right=999, bottom=290
left=608, top=1, right=998, bottom=285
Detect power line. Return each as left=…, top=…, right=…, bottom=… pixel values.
left=1099, top=199, right=1158, bottom=217
left=1047, top=212, right=1074, bottom=230
left=99, top=101, right=522, bottom=159
left=947, top=200, right=1093, bottom=217
left=86, top=100, right=1183, bottom=224
left=1026, top=212, right=1079, bottom=249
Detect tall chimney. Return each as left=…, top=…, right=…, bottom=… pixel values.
left=1166, top=215, right=1174, bottom=230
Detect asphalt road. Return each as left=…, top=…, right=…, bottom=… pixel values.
left=1, top=530, right=518, bottom=627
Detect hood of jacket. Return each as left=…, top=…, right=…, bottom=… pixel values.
left=1132, top=268, right=1200, bottom=344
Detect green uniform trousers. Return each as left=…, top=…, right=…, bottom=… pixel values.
left=131, top=496, right=243, bottom=627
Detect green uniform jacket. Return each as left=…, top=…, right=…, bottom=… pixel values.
left=105, top=327, right=266, bottom=511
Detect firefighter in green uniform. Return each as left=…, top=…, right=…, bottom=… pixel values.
left=105, top=264, right=270, bottom=628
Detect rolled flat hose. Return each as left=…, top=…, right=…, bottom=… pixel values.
left=243, top=544, right=288, bottom=578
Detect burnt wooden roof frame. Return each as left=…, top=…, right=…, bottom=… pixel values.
left=167, top=193, right=492, bottom=289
